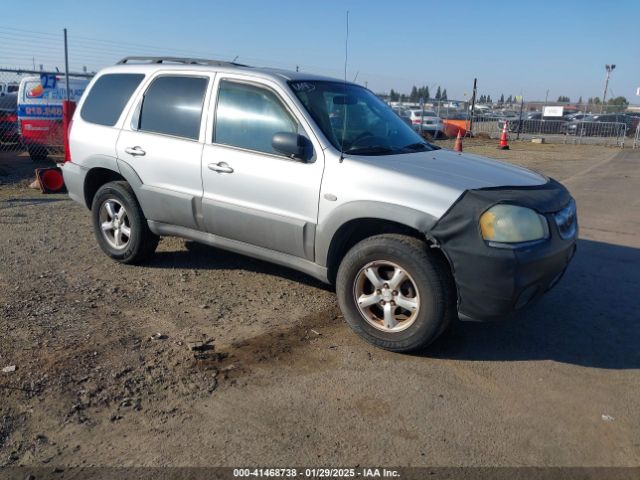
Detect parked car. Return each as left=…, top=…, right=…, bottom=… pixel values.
left=17, top=75, right=89, bottom=160
left=407, top=109, right=446, bottom=138
left=63, top=57, right=577, bottom=353
left=0, top=82, right=19, bottom=96
left=562, top=114, right=632, bottom=136
left=500, top=112, right=568, bottom=134
left=0, top=93, right=19, bottom=143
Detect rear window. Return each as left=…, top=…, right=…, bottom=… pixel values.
left=81, top=73, right=145, bottom=126
left=137, top=76, right=208, bottom=140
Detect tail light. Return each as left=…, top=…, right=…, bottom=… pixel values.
left=62, top=100, right=76, bottom=162
left=65, top=118, right=74, bottom=162
left=412, top=119, right=421, bottom=124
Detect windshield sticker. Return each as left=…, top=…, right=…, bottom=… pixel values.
left=290, top=82, right=316, bottom=93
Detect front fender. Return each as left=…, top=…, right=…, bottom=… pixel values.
left=315, top=200, right=439, bottom=267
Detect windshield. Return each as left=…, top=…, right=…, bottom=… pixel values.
left=289, top=81, right=438, bottom=155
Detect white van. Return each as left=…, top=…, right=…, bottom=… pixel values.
left=17, top=75, right=89, bottom=160
left=0, top=82, right=20, bottom=96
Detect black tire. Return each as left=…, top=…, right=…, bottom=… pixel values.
left=28, top=146, right=48, bottom=161
left=91, top=181, right=159, bottom=264
left=336, top=234, right=457, bottom=353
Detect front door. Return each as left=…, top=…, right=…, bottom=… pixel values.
left=201, top=78, right=324, bottom=260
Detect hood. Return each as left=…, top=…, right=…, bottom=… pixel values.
left=364, top=149, right=546, bottom=192
left=333, top=149, right=550, bottom=222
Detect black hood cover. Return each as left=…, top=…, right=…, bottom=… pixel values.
left=429, top=178, right=573, bottom=319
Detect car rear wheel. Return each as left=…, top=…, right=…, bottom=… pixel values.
left=91, top=181, right=159, bottom=264
left=336, top=234, right=457, bottom=353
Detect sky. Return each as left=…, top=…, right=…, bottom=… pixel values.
left=1, top=0, right=638, bottom=103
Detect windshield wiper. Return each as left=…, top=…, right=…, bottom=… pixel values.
left=401, top=142, right=429, bottom=151
left=401, top=142, right=440, bottom=151
left=344, top=145, right=396, bottom=155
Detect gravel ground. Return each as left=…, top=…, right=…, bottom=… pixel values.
left=0, top=143, right=639, bottom=468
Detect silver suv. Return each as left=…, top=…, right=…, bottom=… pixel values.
left=63, top=57, right=578, bottom=352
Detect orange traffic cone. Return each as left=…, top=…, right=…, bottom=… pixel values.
left=454, top=130, right=463, bottom=152
left=498, top=121, right=510, bottom=150
left=34, top=167, right=66, bottom=194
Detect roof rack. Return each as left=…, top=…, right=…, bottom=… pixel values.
left=116, top=56, right=249, bottom=68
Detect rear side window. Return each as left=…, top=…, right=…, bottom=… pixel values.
left=138, top=76, right=207, bottom=140
left=214, top=80, right=298, bottom=155
left=81, top=74, right=144, bottom=126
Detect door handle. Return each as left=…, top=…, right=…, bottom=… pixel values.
left=124, top=146, right=146, bottom=156
left=208, top=162, right=234, bottom=174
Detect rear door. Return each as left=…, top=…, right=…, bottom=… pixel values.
left=200, top=75, right=324, bottom=260
left=117, top=72, right=213, bottom=229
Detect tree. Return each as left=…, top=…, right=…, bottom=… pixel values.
left=478, top=94, right=485, bottom=104
left=415, top=85, right=429, bottom=101
left=441, top=89, right=447, bottom=101
left=389, top=89, right=399, bottom=102
left=577, top=96, right=583, bottom=105
left=557, top=95, right=570, bottom=102
left=487, top=94, right=492, bottom=104
left=410, top=86, right=418, bottom=102
left=607, top=96, right=629, bottom=112
left=506, top=95, right=513, bottom=104
left=435, top=86, right=442, bottom=100
left=499, top=93, right=505, bottom=104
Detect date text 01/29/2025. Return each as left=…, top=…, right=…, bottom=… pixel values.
left=232, top=468, right=400, bottom=478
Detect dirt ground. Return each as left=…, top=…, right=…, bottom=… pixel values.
left=0, top=141, right=639, bottom=468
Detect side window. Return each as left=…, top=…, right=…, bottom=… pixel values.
left=214, top=80, right=298, bottom=155
left=138, top=76, right=207, bottom=140
left=81, top=74, right=145, bottom=126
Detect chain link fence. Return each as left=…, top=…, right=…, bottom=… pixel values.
left=457, top=104, right=638, bottom=147
left=0, top=68, right=92, bottom=160
left=384, top=99, right=639, bottom=147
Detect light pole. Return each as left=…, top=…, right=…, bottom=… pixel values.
left=601, top=64, right=615, bottom=113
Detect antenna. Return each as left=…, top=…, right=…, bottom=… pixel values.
left=339, top=10, right=349, bottom=163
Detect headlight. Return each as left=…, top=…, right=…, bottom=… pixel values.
left=479, top=204, right=549, bottom=244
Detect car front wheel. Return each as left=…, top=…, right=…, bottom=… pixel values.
left=336, top=234, right=457, bottom=353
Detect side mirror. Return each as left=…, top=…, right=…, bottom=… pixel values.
left=272, top=132, right=312, bottom=161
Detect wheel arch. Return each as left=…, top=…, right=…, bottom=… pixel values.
left=84, top=167, right=126, bottom=209
left=320, top=204, right=451, bottom=286
left=83, top=158, right=144, bottom=210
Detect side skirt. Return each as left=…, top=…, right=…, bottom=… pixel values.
left=147, top=220, right=330, bottom=284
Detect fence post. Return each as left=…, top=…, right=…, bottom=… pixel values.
left=62, top=27, right=74, bottom=162
left=64, top=28, right=70, bottom=102
left=468, top=78, right=477, bottom=137
left=516, top=96, right=524, bottom=140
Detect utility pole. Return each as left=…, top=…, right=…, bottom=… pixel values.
left=601, top=64, right=615, bottom=113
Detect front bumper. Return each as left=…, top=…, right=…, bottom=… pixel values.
left=455, top=232, right=576, bottom=320
left=429, top=178, right=577, bottom=320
